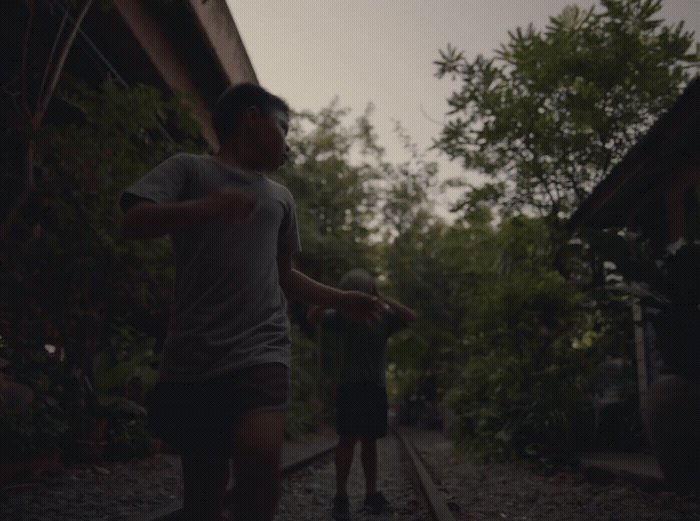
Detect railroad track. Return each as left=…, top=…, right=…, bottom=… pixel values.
left=395, top=427, right=458, bottom=521
left=147, top=427, right=457, bottom=521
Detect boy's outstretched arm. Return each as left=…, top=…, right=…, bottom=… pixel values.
left=279, top=254, right=383, bottom=325
left=377, top=294, right=417, bottom=323
left=121, top=189, right=256, bottom=239
left=306, top=304, right=326, bottom=324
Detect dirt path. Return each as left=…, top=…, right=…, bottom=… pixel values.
left=407, top=428, right=700, bottom=521
left=2, top=428, right=699, bottom=520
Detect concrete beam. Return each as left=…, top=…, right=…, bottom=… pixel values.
left=111, top=0, right=218, bottom=148
left=186, top=0, right=257, bottom=86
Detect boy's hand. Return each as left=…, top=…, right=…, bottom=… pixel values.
left=337, top=291, right=385, bottom=326
left=203, top=188, right=257, bottom=220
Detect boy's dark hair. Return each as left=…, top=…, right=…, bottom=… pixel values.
left=212, top=82, right=289, bottom=142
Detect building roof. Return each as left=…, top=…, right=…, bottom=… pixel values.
left=569, top=76, right=700, bottom=231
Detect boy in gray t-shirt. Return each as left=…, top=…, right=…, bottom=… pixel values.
left=120, top=83, right=382, bottom=521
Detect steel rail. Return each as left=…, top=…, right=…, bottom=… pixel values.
left=394, top=427, right=458, bottom=521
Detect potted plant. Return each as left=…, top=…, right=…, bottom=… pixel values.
left=100, top=394, right=150, bottom=461
left=0, top=337, right=69, bottom=484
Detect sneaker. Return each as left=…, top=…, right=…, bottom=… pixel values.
left=364, top=491, right=392, bottom=514
left=332, top=495, right=351, bottom=521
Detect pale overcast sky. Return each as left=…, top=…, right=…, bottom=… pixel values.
left=226, top=0, right=699, bottom=217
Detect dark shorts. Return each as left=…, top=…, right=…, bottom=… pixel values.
left=335, top=382, right=388, bottom=439
left=147, top=362, right=289, bottom=454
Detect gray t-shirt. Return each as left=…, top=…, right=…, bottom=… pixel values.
left=121, top=153, right=302, bottom=382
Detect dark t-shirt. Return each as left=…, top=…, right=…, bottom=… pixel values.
left=121, top=153, right=301, bottom=382
left=321, top=308, right=406, bottom=387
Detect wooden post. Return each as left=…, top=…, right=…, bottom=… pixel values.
left=632, top=300, right=648, bottom=426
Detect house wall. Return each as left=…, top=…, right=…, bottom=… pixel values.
left=634, top=161, right=699, bottom=423
left=665, top=163, right=700, bottom=243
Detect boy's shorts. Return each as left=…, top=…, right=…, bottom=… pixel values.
left=147, top=362, right=289, bottom=454
left=335, top=382, right=388, bottom=439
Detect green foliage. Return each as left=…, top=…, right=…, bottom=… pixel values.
left=39, top=76, right=200, bottom=311
left=422, top=0, right=697, bottom=464
left=386, top=362, right=422, bottom=405
left=383, top=216, right=457, bottom=385
left=445, top=346, right=588, bottom=463
left=281, top=101, right=440, bottom=431
left=280, top=101, right=382, bottom=284
left=287, top=326, right=322, bottom=439
left=0, top=336, right=71, bottom=460
left=434, top=0, right=697, bottom=219
left=100, top=395, right=150, bottom=461
left=93, top=323, right=160, bottom=397
left=379, top=122, right=440, bottom=238
left=28, top=76, right=201, bottom=333
left=0, top=77, right=203, bottom=456
left=0, top=406, right=70, bottom=460
left=436, top=216, right=636, bottom=462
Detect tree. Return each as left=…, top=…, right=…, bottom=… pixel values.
left=0, top=76, right=202, bottom=452
left=380, top=122, right=440, bottom=238
left=277, top=102, right=385, bottom=428
left=280, top=100, right=381, bottom=286
left=279, top=101, right=442, bottom=420
left=426, top=0, right=694, bottom=461
left=433, top=214, right=638, bottom=462
left=434, top=0, right=697, bottom=221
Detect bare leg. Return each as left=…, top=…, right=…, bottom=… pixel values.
left=229, top=410, right=286, bottom=521
left=180, top=451, right=230, bottom=521
left=335, top=436, right=358, bottom=498
left=360, top=437, right=378, bottom=496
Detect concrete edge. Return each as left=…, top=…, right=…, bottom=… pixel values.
left=579, top=452, right=665, bottom=487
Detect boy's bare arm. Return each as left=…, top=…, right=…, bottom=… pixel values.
left=121, top=189, right=256, bottom=239
left=377, top=294, right=417, bottom=323
left=279, top=255, right=383, bottom=325
left=306, top=304, right=325, bottom=324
